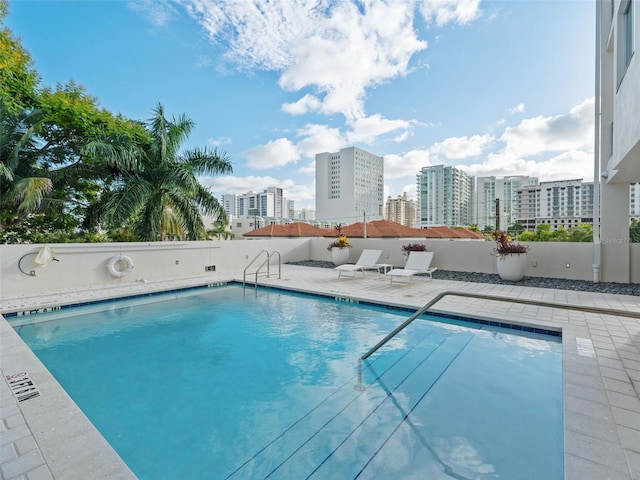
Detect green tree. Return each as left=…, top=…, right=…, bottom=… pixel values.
left=85, top=104, right=233, bottom=241
left=630, top=219, right=640, bottom=243
left=0, top=0, right=40, bottom=112
left=517, top=230, right=535, bottom=242
left=534, top=223, right=554, bottom=241
left=0, top=99, right=52, bottom=226
left=207, top=217, right=233, bottom=240
left=507, top=221, right=524, bottom=237
left=1, top=12, right=147, bottom=241
left=570, top=223, right=593, bottom=242
left=552, top=226, right=571, bottom=242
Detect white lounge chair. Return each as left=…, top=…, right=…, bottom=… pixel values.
left=334, top=249, right=383, bottom=279
left=386, top=251, right=437, bottom=286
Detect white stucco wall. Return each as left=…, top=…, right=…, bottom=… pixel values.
left=1, top=239, right=637, bottom=299
left=0, top=239, right=311, bottom=298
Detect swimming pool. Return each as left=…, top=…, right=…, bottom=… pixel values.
left=13, top=285, right=563, bottom=479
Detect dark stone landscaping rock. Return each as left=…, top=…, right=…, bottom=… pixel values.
left=286, top=260, right=640, bottom=297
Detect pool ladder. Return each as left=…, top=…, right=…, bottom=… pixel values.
left=243, top=249, right=281, bottom=291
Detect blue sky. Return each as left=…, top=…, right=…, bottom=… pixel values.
left=7, top=0, right=596, bottom=210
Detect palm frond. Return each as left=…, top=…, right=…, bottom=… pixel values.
left=83, top=137, right=144, bottom=173
left=194, top=184, right=226, bottom=220
left=101, top=179, right=151, bottom=226
left=167, top=188, right=206, bottom=240
left=10, top=177, right=53, bottom=213
left=135, top=193, right=165, bottom=241
left=180, top=147, right=233, bottom=176
left=0, top=162, right=13, bottom=181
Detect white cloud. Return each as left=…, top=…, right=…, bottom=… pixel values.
left=384, top=149, right=433, bottom=180
left=208, top=136, right=232, bottom=147
left=196, top=55, right=214, bottom=68
left=508, top=103, right=525, bottom=114
left=284, top=180, right=315, bottom=203
left=463, top=149, right=593, bottom=182
left=128, top=0, right=178, bottom=26
left=281, top=94, right=322, bottom=115
left=295, top=124, right=344, bottom=158
left=500, top=97, right=594, bottom=158
left=346, top=114, right=416, bottom=144
left=180, top=0, right=429, bottom=120
left=384, top=134, right=492, bottom=184
left=384, top=98, right=594, bottom=194
left=296, top=160, right=316, bottom=175
left=419, top=0, right=482, bottom=26
left=241, top=137, right=300, bottom=169
left=429, top=134, right=494, bottom=160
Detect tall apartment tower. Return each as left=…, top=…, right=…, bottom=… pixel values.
left=514, top=179, right=595, bottom=231
left=476, top=176, right=538, bottom=230
left=222, top=187, right=288, bottom=219
left=315, top=146, right=384, bottom=224
left=417, top=165, right=474, bottom=227
left=265, top=187, right=284, bottom=218
left=384, top=192, right=418, bottom=227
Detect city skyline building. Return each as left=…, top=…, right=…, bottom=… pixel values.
left=315, top=146, right=384, bottom=224
left=384, top=192, right=418, bottom=228
left=417, top=165, right=475, bottom=227
left=514, top=179, right=595, bottom=231
left=221, top=187, right=292, bottom=220
left=476, top=175, right=539, bottom=230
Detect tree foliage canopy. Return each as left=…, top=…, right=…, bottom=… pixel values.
left=0, top=5, right=232, bottom=243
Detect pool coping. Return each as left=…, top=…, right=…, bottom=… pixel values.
left=1, top=266, right=639, bottom=480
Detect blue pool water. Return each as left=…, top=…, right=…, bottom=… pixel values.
left=14, top=285, right=563, bottom=479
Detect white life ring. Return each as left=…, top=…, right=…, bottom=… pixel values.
left=106, top=255, right=134, bottom=278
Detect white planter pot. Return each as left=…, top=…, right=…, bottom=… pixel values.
left=331, top=247, right=350, bottom=266
left=496, top=254, right=527, bottom=282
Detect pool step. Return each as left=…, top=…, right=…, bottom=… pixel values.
left=225, top=330, right=473, bottom=479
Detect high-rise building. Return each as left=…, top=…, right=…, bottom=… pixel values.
left=265, top=187, right=284, bottom=218
left=476, top=176, right=538, bottom=230
left=384, top=192, right=418, bottom=227
left=293, top=208, right=316, bottom=221
left=222, top=187, right=289, bottom=219
left=315, top=146, right=384, bottom=224
left=417, top=165, right=474, bottom=227
left=514, top=179, right=595, bottom=231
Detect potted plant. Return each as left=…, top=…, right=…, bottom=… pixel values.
left=327, top=224, right=351, bottom=265
left=493, top=231, right=529, bottom=282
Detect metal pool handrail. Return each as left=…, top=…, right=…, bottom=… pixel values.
left=243, top=249, right=281, bottom=290
left=361, top=290, right=640, bottom=361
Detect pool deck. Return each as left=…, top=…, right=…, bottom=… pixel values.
left=1, top=264, right=639, bottom=480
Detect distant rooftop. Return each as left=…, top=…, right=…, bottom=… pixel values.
left=244, top=219, right=485, bottom=240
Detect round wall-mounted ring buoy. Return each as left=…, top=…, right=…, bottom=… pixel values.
left=106, top=255, right=134, bottom=278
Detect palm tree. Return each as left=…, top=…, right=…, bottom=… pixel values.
left=86, top=103, right=233, bottom=241
left=0, top=99, right=53, bottom=225
left=207, top=217, right=233, bottom=240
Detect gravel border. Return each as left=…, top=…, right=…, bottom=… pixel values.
left=287, top=260, right=640, bottom=296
